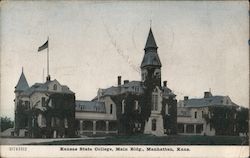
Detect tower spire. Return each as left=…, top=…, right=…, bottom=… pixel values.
left=15, top=68, right=29, bottom=92
left=144, top=28, right=158, bottom=51
left=141, top=28, right=161, bottom=69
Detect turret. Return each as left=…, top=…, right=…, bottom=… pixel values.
left=15, top=68, right=29, bottom=93
left=140, top=28, right=162, bottom=87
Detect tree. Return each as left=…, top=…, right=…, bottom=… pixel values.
left=205, top=106, right=237, bottom=135
left=236, top=107, right=249, bottom=135
left=1, top=117, right=14, bottom=132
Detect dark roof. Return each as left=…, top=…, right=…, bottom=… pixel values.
left=15, top=71, right=29, bottom=92
left=140, top=51, right=162, bottom=68
left=75, top=100, right=106, bottom=113
left=92, top=81, right=144, bottom=100
left=181, top=96, right=238, bottom=108
left=141, top=28, right=161, bottom=68
left=21, top=80, right=74, bottom=96
left=144, top=28, right=158, bottom=50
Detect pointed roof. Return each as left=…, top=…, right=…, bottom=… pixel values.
left=141, top=28, right=161, bottom=68
left=15, top=70, right=29, bottom=92
left=144, top=28, right=158, bottom=50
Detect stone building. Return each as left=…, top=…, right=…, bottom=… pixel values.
left=177, top=91, right=243, bottom=136
left=88, top=28, right=178, bottom=136
left=14, top=72, right=75, bottom=138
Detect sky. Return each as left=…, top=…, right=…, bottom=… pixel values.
left=0, top=1, right=249, bottom=119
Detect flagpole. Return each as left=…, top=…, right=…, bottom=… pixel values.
left=43, top=68, right=44, bottom=83
left=47, top=36, right=50, bottom=81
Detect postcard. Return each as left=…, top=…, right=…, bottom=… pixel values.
left=0, top=0, right=249, bottom=158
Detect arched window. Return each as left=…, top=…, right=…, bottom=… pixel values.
left=152, top=119, right=157, bottom=131
left=152, top=94, right=158, bottom=111
left=53, top=84, right=57, bottom=90
left=165, top=104, right=168, bottom=114
left=122, top=100, right=125, bottom=114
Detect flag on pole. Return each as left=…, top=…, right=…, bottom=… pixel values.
left=38, top=40, right=48, bottom=52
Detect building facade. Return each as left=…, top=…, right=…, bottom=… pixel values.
left=14, top=72, right=75, bottom=138
left=177, top=91, right=247, bottom=136
left=87, top=28, right=178, bottom=136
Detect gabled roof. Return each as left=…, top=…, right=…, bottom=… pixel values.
left=75, top=100, right=106, bottom=113
left=15, top=71, right=29, bottom=92
left=144, top=28, right=158, bottom=50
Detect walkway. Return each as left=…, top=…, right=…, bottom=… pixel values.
left=0, top=136, right=105, bottom=145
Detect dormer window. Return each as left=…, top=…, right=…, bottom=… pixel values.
left=53, top=84, right=57, bottom=90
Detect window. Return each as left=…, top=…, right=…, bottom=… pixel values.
left=138, top=106, right=141, bottom=114
left=196, top=124, right=203, bottom=134
left=64, top=118, right=68, bottom=128
left=53, top=84, right=57, bottom=90
left=152, top=94, right=158, bottom=111
left=41, top=115, right=46, bottom=127
left=152, top=119, right=156, bottom=131
left=134, top=86, right=139, bottom=92
left=51, top=117, right=55, bottom=127
left=194, top=111, right=197, bottom=119
left=122, top=100, right=125, bottom=114
left=134, top=100, right=138, bottom=110
left=110, top=104, right=113, bottom=114
left=186, top=124, right=194, bottom=133
left=202, top=111, right=204, bottom=118
left=24, top=101, right=30, bottom=109
left=142, top=72, right=147, bottom=81
left=177, top=124, right=184, bottom=133
left=165, top=104, right=168, bottom=114
left=24, top=131, right=29, bottom=137
left=42, top=97, right=46, bottom=107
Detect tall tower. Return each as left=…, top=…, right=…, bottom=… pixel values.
left=140, top=28, right=162, bottom=87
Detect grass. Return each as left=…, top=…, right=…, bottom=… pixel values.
left=30, top=134, right=249, bottom=145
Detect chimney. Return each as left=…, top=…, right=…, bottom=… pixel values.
left=118, top=76, right=121, bottom=86
left=124, top=80, right=129, bottom=84
left=46, top=75, right=51, bottom=81
left=204, top=91, right=212, bottom=98
left=184, top=96, right=189, bottom=101
left=163, top=81, right=167, bottom=87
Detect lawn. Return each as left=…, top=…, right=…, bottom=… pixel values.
left=30, top=134, right=249, bottom=145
